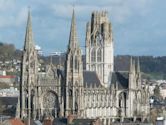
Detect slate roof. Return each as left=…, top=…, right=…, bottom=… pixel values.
left=0, top=97, right=18, bottom=117
left=72, top=118, right=96, bottom=125
left=52, top=118, right=98, bottom=125
left=83, top=71, right=129, bottom=89
left=83, top=71, right=102, bottom=87
left=52, top=118, right=67, bottom=125
left=0, top=97, right=18, bottom=105
left=111, top=71, right=129, bottom=89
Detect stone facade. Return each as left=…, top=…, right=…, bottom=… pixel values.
left=19, top=9, right=150, bottom=124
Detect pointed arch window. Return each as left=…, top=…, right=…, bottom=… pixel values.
left=91, top=48, right=96, bottom=62
left=75, top=102, right=78, bottom=113
left=75, top=57, right=78, bottom=70
left=69, top=89, right=73, bottom=108
left=97, top=48, right=102, bottom=62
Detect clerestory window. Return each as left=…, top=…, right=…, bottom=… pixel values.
left=91, top=48, right=96, bottom=62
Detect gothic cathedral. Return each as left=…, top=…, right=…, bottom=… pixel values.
left=19, top=9, right=150, bottom=123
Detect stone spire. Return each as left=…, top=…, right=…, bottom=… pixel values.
left=129, top=56, right=136, bottom=73
left=65, top=9, right=84, bottom=117
left=24, top=8, right=34, bottom=51
left=20, top=8, right=38, bottom=120
left=68, top=9, right=78, bottom=49
left=129, top=56, right=133, bottom=73
left=137, top=57, right=140, bottom=73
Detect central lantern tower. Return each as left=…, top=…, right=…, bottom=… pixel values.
left=85, top=11, right=114, bottom=86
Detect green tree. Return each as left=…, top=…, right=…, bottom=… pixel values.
left=0, top=43, right=16, bottom=62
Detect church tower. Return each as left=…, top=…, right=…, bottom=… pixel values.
left=65, top=10, right=84, bottom=117
left=85, top=11, right=114, bottom=86
left=20, top=9, right=38, bottom=119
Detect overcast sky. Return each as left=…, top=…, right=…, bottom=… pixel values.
left=0, top=0, right=166, bottom=56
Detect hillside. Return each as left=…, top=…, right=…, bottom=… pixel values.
left=0, top=42, right=165, bottom=80
left=0, top=42, right=22, bottom=62
left=115, top=55, right=166, bottom=80
left=42, top=55, right=166, bottom=80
